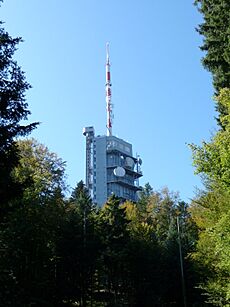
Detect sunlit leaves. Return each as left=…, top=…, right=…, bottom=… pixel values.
left=13, top=138, right=66, bottom=200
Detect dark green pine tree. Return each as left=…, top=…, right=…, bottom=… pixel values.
left=70, top=180, right=95, bottom=217
left=55, top=181, right=100, bottom=307
left=194, top=0, right=230, bottom=123
left=0, top=18, right=38, bottom=209
left=97, top=195, right=131, bottom=305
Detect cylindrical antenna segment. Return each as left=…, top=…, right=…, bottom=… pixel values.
left=106, top=42, right=110, bottom=63
left=106, top=42, right=113, bottom=136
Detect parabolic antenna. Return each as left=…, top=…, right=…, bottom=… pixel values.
left=114, top=166, right=126, bottom=177
left=125, top=157, right=135, bottom=169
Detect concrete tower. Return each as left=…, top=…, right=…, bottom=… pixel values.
left=83, top=44, right=142, bottom=206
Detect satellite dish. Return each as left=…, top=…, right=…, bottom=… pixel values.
left=125, top=157, right=134, bottom=169
left=114, top=166, right=126, bottom=177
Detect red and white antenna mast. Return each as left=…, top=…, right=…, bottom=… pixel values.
left=106, top=43, right=113, bottom=136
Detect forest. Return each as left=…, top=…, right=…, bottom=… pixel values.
left=0, top=0, right=230, bottom=306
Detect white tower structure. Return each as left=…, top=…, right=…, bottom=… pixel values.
left=83, top=44, right=143, bottom=206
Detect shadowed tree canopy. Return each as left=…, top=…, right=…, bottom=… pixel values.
left=194, top=0, right=230, bottom=123
left=0, top=26, right=38, bottom=150
left=0, top=14, right=38, bottom=210
left=194, top=0, right=230, bottom=92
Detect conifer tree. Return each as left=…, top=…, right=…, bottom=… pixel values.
left=194, top=0, right=230, bottom=122
left=0, top=16, right=38, bottom=208
left=195, top=0, right=230, bottom=92
left=97, top=195, right=130, bottom=305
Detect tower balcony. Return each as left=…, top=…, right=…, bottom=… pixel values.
left=107, top=177, right=141, bottom=191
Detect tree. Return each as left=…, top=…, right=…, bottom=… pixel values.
left=194, top=0, right=230, bottom=93
left=0, top=10, right=41, bottom=305
left=0, top=189, right=67, bottom=306
left=192, top=1, right=230, bottom=301
left=122, top=200, right=162, bottom=306
left=55, top=181, right=99, bottom=307
left=97, top=195, right=131, bottom=305
left=190, top=89, right=230, bottom=305
left=0, top=17, right=38, bottom=208
left=194, top=0, right=230, bottom=122
left=190, top=89, right=230, bottom=188
left=135, top=187, right=202, bottom=305
left=13, top=138, right=66, bottom=201
left=0, top=138, right=67, bottom=306
left=190, top=188, right=230, bottom=306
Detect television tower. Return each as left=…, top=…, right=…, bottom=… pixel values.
left=106, top=43, right=113, bottom=136
left=83, top=44, right=143, bottom=206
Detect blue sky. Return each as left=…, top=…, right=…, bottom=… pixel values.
left=1, top=1, right=216, bottom=201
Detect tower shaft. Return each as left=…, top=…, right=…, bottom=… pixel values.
left=106, top=43, right=113, bottom=136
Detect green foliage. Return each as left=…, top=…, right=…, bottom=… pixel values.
left=194, top=0, right=230, bottom=124
left=55, top=181, right=100, bottom=306
left=190, top=89, right=230, bottom=186
left=192, top=213, right=230, bottom=305
left=0, top=28, right=38, bottom=146
left=126, top=188, right=201, bottom=306
left=0, top=19, right=38, bottom=208
left=13, top=138, right=66, bottom=200
left=190, top=89, right=230, bottom=305
left=0, top=173, right=204, bottom=306
left=96, top=195, right=130, bottom=305
left=194, top=0, right=230, bottom=93
left=190, top=188, right=230, bottom=306
left=0, top=196, right=66, bottom=306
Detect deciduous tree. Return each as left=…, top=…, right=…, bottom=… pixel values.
left=13, top=138, right=66, bottom=201
left=190, top=89, right=230, bottom=305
